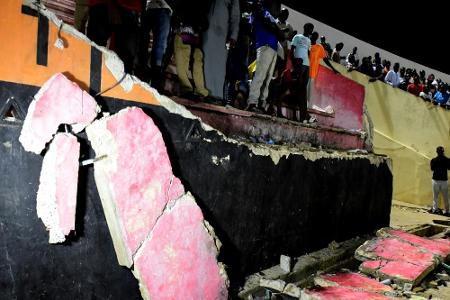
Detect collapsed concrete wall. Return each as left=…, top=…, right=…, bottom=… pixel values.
left=0, top=1, right=394, bottom=298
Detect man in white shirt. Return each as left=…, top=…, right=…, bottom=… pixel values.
left=384, top=62, right=401, bottom=87
left=290, top=23, right=314, bottom=123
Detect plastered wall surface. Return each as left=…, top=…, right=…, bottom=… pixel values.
left=326, top=62, right=450, bottom=206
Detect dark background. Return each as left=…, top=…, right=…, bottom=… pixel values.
left=282, top=1, right=449, bottom=75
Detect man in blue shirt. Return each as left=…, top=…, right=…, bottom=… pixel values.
left=433, top=84, right=450, bottom=106
left=245, top=1, right=280, bottom=113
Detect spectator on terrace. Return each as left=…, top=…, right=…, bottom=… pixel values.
left=173, top=0, right=210, bottom=100
left=75, top=0, right=89, bottom=32
left=427, top=74, right=436, bottom=89
left=202, top=0, right=240, bottom=102
left=87, top=0, right=142, bottom=73
left=308, top=31, right=339, bottom=106
left=398, top=68, right=409, bottom=90
left=358, top=57, right=374, bottom=77
left=433, top=84, right=450, bottom=106
left=276, top=58, right=306, bottom=121
left=407, top=75, right=424, bottom=97
left=372, top=54, right=384, bottom=80
left=346, top=47, right=359, bottom=70
left=331, top=43, right=345, bottom=63
left=245, top=1, right=281, bottom=113
left=420, top=85, right=436, bottom=101
left=419, top=70, right=426, bottom=84
left=290, top=23, right=315, bottom=123
left=320, top=36, right=333, bottom=58
left=429, top=146, right=450, bottom=216
left=382, top=60, right=391, bottom=79
left=384, top=62, right=401, bottom=87
left=137, top=0, right=175, bottom=90
left=224, top=4, right=253, bottom=108
left=398, top=67, right=405, bottom=82
left=277, top=8, right=294, bottom=62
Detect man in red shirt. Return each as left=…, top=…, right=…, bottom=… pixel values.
left=87, top=0, right=143, bottom=73
left=407, top=75, right=424, bottom=97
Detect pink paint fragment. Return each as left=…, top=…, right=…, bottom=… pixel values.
left=377, top=228, right=450, bottom=259
left=360, top=260, right=432, bottom=284
left=317, top=273, right=393, bottom=293
left=19, top=73, right=99, bottom=154
left=36, top=133, right=79, bottom=243
left=301, top=286, right=392, bottom=300
left=133, top=194, right=228, bottom=300
left=87, top=107, right=185, bottom=266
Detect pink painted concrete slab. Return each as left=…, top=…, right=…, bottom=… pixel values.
left=356, top=238, right=436, bottom=266
left=301, top=286, right=392, bottom=300
left=133, top=194, right=228, bottom=300
left=377, top=228, right=450, bottom=259
left=317, top=273, right=393, bottom=293
left=360, top=260, right=433, bottom=284
left=20, top=73, right=99, bottom=154
left=36, top=133, right=79, bottom=244
left=311, top=66, right=365, bottom=131
left=88, top=107, right=185, bottom=265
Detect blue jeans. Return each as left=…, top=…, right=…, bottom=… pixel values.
left=139, top=8, right=171, bottom=68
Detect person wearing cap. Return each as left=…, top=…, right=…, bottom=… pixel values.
left=430, top=146, right=450, bottom=215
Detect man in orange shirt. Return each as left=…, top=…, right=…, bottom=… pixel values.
left=308, top=31, right=340, bottom=105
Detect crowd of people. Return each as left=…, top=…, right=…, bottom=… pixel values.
left=333, top=46, right=450, bottom=109
left=76, top=0, right=343, bottom=123
left=76, top=0, right=449, bottom=126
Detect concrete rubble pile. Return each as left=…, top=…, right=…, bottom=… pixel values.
left=356, top=228, right=450, bottom=286
left=242, top=228, right=450, bottom=299
left=20, top=74, right=229, bottom=299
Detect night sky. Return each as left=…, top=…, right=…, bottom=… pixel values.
left=282, top=1, right=449, bottom=75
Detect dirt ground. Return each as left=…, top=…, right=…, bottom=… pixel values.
left=390, top=200, right=450, bottom=300
left=390, top=200, right=449, bottom=229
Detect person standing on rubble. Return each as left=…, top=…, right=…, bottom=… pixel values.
left=430, top=146, right=450, bottom=216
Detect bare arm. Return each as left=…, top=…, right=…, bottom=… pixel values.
left=323, top=57, right=340, bottom=74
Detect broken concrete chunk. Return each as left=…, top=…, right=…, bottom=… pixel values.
left=20, top=73, right=99, bottom=154
left=259, top=278, right=286, bottom=292
left=355, top=238, right=438, bottom=266
left=36, top=133, right=79, bottom=244
left=355, top=237, right=441, bottom=286
left=86, top=107, right=228, bottom=299
left=377, top=228, right=450, bottom=259
left=283, top=283, right=301, bottom=298
left=86, top=107, right=185, bottom=267
left=359, top=260, right=434, bottom=286
left=301, top=286, right=393, bottom=300
left=132, top=193, right=228, bottom=300
left=280, top=255, right=292, bottom=273
left=314, top=273, right=393, bottom=293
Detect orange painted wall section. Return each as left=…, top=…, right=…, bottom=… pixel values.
left=0, top=0, right=159, bottom=105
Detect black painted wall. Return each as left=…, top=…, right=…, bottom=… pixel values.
left=0, top=81, right=392, bottom=298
